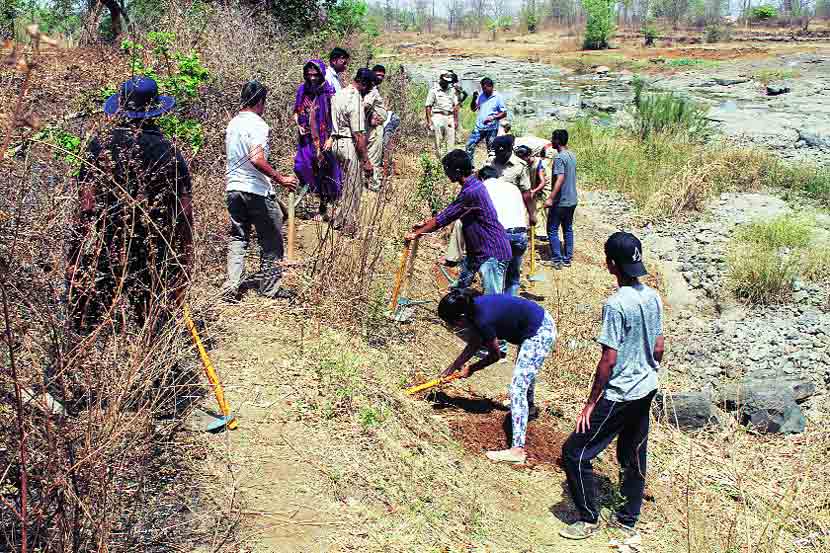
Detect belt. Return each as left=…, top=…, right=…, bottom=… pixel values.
left=432, top=111, right=453, bottom=116
left=505, top=227, right=527, bottom=234
left=331, top=134, right=352, bottom=140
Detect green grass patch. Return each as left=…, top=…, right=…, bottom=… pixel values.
left=525, top=118, right=830, bottom=219
left=727, top=214, right=829, bottom=304
left=752, top=68, right=800, bottom=85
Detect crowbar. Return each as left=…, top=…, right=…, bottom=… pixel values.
left=183, top=304, right=238, bottom=432
left=405, top=371, right=463, bottom=395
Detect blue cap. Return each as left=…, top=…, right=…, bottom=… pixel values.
left=104, top=76, right=175, bottom=119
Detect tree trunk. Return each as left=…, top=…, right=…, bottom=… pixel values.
left=100, top=0, right=127, bottom=37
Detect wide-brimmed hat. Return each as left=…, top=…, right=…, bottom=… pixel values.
left=104, top=76, right=176, bottom=119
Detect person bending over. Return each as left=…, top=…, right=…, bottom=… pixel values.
left=438, top=289, right=557, bottom=464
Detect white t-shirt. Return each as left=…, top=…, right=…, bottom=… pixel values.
left=225, top=111, right=272, bottom=197
left=325, top=66, right=342, bottom=93
left=483, top=178, right=526, bottom=230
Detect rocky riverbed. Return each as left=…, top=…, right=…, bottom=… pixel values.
left=407, top=51, right=830, bottom=164
left=582, top=188, right=830, bottom=434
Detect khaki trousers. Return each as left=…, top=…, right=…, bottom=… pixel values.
left=367, top=125, right=384, bottom=189
left=446, top=221, right=466, bottom=263
left=333, top=137, right=363, bottom=230
left=431, top=113, right=455, bottom=158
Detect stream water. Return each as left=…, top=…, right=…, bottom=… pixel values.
left=406, top=53, right=830, bottom=165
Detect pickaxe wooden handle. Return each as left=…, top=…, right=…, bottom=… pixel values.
left=405, top=372, right=462, bottom=395
left=389, top=237, right=418, bottom=311
left=183, top=304, right=238, bottom=430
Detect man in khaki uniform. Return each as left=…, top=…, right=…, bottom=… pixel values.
left=425, top=72, right=459, bottom=158
left=364, top=67, right=388, bottom=192
left=330, top=68, right=376, bottom=234
left=515, top=135, right=555, bottom=241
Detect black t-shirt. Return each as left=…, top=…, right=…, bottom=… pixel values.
left=76, top=123, right=192, bottom=266
left=79, top=123, right=191, bottom=232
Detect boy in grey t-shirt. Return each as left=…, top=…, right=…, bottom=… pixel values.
left=560, top=232, right=665, bottom=541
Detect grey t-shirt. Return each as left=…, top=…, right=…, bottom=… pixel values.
left=597, top=283, right=663, bottom=402
left=552, top=149, right=577, bottom=208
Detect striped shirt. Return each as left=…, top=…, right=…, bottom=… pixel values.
left=435, top=175, right=511, bottom=264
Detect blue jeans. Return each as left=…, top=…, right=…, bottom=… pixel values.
left=465, top=127, right=498, bottom=159
left=455, top=256, right=507, bottom=295
left=505, top=231, right=528, bottom=296
left=547, top=205, right=576, bottom=263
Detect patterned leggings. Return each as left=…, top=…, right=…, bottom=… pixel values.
left=511, top=312, right=557, bottom=448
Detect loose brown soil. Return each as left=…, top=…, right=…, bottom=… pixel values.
left=429, top=390, right=569, bottom=469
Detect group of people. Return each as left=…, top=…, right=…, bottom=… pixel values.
left=66, top=58, right=666, bottom=544
left=415, top=70, right=665, bottom=542
left=223, top=49, right=403, bottom=301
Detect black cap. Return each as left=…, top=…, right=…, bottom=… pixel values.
left=514, top=145, right=532, bottom=158
left=355, top=67, right=377, bottom=87
left=604, top=232, right=648, bottom=278
left=492, top=135, right=514, bottom=153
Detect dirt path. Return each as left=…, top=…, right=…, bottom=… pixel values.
left=195, top=196, right=671, bottom=551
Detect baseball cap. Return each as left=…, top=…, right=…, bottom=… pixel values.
left=604, top=232, right=648, bottom=278
left=514, top=145, right=532, bottom=158
left=440, top=72, right=453, bottom=83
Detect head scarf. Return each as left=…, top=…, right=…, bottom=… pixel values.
left=296, top=59, right=334, bottom=105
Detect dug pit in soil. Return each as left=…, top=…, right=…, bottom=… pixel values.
left=430, top=391, right=568, bottom=468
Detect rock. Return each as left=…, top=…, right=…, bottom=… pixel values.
left=580, top=99, right=617, bottom=113
left=714, top=77, right=751, bottom=86
left=717, top=377, right=817, bottom=412
left=655, top=392, right=719, bottom=431
left=766, top=81, right=791, bottom=96
left=595, top=65, right=610, bottom=75
left=797, top=128, right=830, bottom=149
left=740, top=388, right=805, bottom=435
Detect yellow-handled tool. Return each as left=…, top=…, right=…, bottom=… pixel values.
left=405, top=371, right=462, bottom=395
left=389, top=238, right=414, bottom=311
left=183, top=304, right=238, bottom=432
left=528, top=227, right=546, bottom=283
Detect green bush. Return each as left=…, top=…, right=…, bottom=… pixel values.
left=582, top=0, right=615, bottom=49
left=119, top=33, right=210, bottom=151
left=704, top=24, right=730, bottom=43
left=727, top=245, right=800, bottom=304
left=642, top=21, right=658, bottom=46
left=751, top=4, right=778, bottom=20
left=327, top=0, right=377, bottom=37
left=632, top=77, right=711, bottom=141
left=727, top=214, right=825, bottom=304
left=417, top=153, right=451, bottom=214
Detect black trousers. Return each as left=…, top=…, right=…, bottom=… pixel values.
left=562, top=390, right=656, bottom=527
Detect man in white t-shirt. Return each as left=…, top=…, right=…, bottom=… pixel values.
left=223, top=80, right=298, bottom=301
left=479, top=165, right=528, bottom=296
left=325, top=47, right=349, bottom=93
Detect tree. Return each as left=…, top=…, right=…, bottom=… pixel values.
left=652, top=0, right=691, bottom=28
left=447, top=0, right=466, bottom=34
left=582, top=0, right=615, bottom=48
left=521, top=0, right=540, bottom=31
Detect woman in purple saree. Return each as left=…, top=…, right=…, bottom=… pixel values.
left=294, top=59, right=341, bottom=219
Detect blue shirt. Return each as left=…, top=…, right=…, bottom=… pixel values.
left=435, top=175, right=511, bottom=264
left=475, top=92, right=506, bottom=131
left=470, top=295, right=545, bottom=344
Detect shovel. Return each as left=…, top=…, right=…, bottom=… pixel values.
left=405, top=371, right=463, bottom=395
left=183, top=304, right=238, bottom=432
left=528, top=227, right=546, bottom=284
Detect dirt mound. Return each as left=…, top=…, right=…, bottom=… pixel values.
left=429, top=391, right=568, bottom=469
